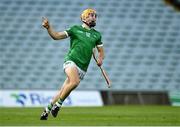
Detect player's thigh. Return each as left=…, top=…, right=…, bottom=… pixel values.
left=65, top=67, right=80, bottom=85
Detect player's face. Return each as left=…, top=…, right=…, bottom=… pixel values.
left=86, top=13, right=97, bottom=27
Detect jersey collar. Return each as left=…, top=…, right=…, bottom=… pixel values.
left=82, top=24, right=91, bottom=30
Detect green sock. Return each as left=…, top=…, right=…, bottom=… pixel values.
left=45, top=103, right=53, bottom=112
left=55, top=98, right=64, bottom=107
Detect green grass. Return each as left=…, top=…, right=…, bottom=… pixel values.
left=0, top=105, right=180, bottom=126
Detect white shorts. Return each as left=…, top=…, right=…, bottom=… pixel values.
left=63, top=61, right=86, bottom=80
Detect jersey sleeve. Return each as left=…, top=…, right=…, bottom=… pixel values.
left=65, top=26, right=74, bottom=37
left=96, top=34, right=103, bottom=47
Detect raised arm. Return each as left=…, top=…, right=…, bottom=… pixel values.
left=42, top=17, right=68, bottom=40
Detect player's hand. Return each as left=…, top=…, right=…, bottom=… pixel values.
left=97, top=57, right=103, bottom=66
left=42, top=17, right=50, bottom=29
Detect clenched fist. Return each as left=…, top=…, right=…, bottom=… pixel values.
left=42, top=17, right=50, bottom=29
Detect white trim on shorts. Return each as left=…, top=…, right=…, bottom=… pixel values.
left=63, top=61, right=86, bottom=80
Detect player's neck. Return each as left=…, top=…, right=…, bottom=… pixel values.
left=82, top=23, right=91, bottom=30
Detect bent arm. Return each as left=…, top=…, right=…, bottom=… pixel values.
left=47, top=26, right=68, bottom=40
left=42, top=17, right=68, bottom=40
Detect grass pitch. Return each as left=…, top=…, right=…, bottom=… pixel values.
left=0, top=105, right=179, bottom=126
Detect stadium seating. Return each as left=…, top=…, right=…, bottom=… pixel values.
left=0, top=0, right=180, bottom=91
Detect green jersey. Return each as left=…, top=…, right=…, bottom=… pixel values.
left=65, top=25, right=102, bottom=71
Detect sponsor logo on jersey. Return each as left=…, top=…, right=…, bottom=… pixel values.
left=77, top=30, right=83, bottom=34
left=86, top=32, right=91, bottom=37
